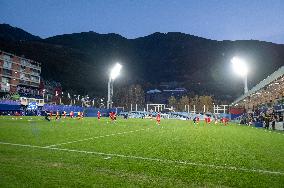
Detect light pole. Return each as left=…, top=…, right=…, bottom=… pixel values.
left=231, top=56, right=249, bottom=94
left=42, top=89, right=46, bottom=102
left=107, top=63, right=122, bottom=109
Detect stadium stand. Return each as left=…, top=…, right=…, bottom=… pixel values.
left=230, top=66, right=284, bottom=130
left=232, top=66, right=284, bottom=109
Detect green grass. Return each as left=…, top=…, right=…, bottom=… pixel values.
left=0, top=116, right=283, bottom=187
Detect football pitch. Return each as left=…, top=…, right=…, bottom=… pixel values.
left=0, top=117, right=283, bottom=187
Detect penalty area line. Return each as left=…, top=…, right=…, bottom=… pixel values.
left=0, top=141, right=283, bottom=176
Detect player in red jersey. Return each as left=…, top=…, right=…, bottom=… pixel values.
left=221, top=117, right=229, bottom=125
left=113, top=112, right=117, bottom=121
left=224, top=117, right=229, bottom=125
left=109, top=112, right=114, bottom=122
left=77, top=112, right=82, bottom=120
left=207, top=116, right=211, bottom=124
left=156, top=112, right=161, bottom=125
left=196, top=116, right=200, bottom=125
left=221, top=117, right=225, bottom=124
left=97, top=111, right=101, bottom=120
left=70, top=111, right=74, bottom=118
left=56, top=110, right=60, bottom=120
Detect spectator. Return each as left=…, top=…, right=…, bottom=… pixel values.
left=271, top=115, right=276, bottom=130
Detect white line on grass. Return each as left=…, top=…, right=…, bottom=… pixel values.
left=44, top=128, right=150, bottom=148
left=0, top=141, right=283, bottom=176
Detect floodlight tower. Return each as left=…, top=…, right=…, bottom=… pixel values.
left=231, top=57, right=249, bottom=94
left=107, top=63, right=122, bottom=109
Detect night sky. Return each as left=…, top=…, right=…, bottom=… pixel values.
left=0, top=0, right=283, bottom=44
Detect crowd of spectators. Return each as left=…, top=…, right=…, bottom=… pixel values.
left=17, top=86, right=42, bottom=99
left=238, top=109, right=283, bottom=130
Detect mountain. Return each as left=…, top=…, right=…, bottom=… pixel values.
left=0, top=24, right=41, bottom=41
left=1, top=24, right=284, bottom=101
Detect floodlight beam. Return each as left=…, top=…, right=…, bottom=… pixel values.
left=231, top=56, right=249, bottom=94
left=231, top=57, right=248, bottom=77
left=110, top=63, right=122, bottom=80
left=107, top=63, right=122, bottom=109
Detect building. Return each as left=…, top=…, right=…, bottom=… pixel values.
left=0, top=50, right=41, bottom=94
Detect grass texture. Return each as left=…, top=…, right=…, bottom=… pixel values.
left=0, top=116, right=283, bottom=187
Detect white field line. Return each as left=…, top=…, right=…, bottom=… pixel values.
left=0, top=141, right=283, bottom=176
left=44, top=128, right=150, bottom=148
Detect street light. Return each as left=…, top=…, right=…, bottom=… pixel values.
left=231, top=56, right=249, bottom=94
left=107, top=63, right=122, bottom=109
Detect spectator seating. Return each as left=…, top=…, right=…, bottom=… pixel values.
left=274, top=104, right=284, bottom=111
left=0, top=100, right=21, bottom=105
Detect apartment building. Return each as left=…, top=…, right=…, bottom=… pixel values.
left=0, top=50, right=41, bottom=93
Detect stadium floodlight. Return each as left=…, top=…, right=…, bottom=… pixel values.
left=110, top=63, right=122, bottom=80
left=107, top=63, right=122, bottom=109
left=231, top=57, right=248, bottom=77
left=231, top=56, right=249, bottom=94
